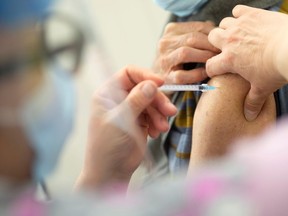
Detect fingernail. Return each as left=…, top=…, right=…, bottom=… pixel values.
left=141, top=82, right=156, bottom=98
left=245, top=109, right=257, bottom=122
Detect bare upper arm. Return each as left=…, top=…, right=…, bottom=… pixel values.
left=188, top=74, right=276, bottom=169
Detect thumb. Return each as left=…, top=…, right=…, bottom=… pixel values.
left=206, top=54, right=231, bottom=78
left=123, top=80, right=158, bottom=118
left=106, top=81, right=157, bottom=139
left=244, top=86, right=267, bottom=121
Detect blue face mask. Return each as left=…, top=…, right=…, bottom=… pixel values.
left=0, top=0, right=54, bottom=26
left=21, top=68, right=75, bottom=182
left=154, top=0, right=209, bottom=17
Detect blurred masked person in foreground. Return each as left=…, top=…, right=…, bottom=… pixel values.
left=1, top=1, right=288, bottom=216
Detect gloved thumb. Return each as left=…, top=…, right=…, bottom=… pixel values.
left=244, top=86, right=267, bottom=121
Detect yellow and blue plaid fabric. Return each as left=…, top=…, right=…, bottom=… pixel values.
left=280, top=0, right=288, bottom=14
left=167, top=91, right=197, bottom=173
left=166, top=0, right=288, bottom=174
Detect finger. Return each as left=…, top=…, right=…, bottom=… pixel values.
left=208, top=28, right=225, bottom=50
left=219, top=17, right=237, bottom=29
left=104, top=82, right=158, bottom=147
left=206, top=54, right=232, bottom=77
left=164, top=21, right=215, bottom=35
left=165, top=46, right=216, bottom=68
left=147, top=117, right=160, bottom=138
left=116, top=65, right=164, bottom=91
left=151, top=92, right=178, bottom=116
left=159, top=32, right=219, bottom=55
left=244, top=86, right=268, bottom=121
left=144, top=113, right=160, bottom=138
left=166, top=67, right=208, bottom=84
left=232, top=5, right=256, bottom=18
left=138, top=113, right=149, bottom=128
left=185, top=32, right=220, bottom=53
left=146, top=106, right=170, bottom=132
left=137, top=113, right=150, bottom=139
left=123, top=80, right=158, bottom=118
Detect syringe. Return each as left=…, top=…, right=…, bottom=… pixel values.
left=159, top=84, right=216, bottom=92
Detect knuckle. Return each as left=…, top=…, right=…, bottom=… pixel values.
left=247, top=11, right=259, bottom=19
left=164, top=22, right=177, bottom=34
left=234, top=19, right=246, bottom=30
left=226, top=26, right=245, bottom=43
left=157, top=38, right=170, bottom=53
left=222, top=51, right=235, bottom=63
left=192, top=22, right=207, bottom=32
left=186, top=33, right=197, bottom=47
left=219, top=18, right=228, bottom=27
left=121, top=64, right=135, bottom=72
left=205, top=21, right=215, bottom=27
left=159, top=57, right=169, bottom=72
left=177, top=47, right=190, bottom=61
left=233, top=5, right=242, bottom=14
left=218, top=52, right=235, bottom=72
left=173, top=72, right=184, bottom=84
left=207, top=29, right=216, bottom=42
left=226, top=31, right=237, bottom=44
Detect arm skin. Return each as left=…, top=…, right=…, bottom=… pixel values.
left=188, top=74, right=276, bottom=169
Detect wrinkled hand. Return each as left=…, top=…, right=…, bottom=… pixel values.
left=207, top=5, right=288, bottom=121
left=154, top=21, right=219, bottom=84
left=76, top=66, right=177, bottom=189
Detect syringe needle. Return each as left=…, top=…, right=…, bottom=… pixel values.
left=159, top=84, right=216, bottom=92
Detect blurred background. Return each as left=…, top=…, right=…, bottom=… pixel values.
left=47, top=0, right=169, bottom=195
